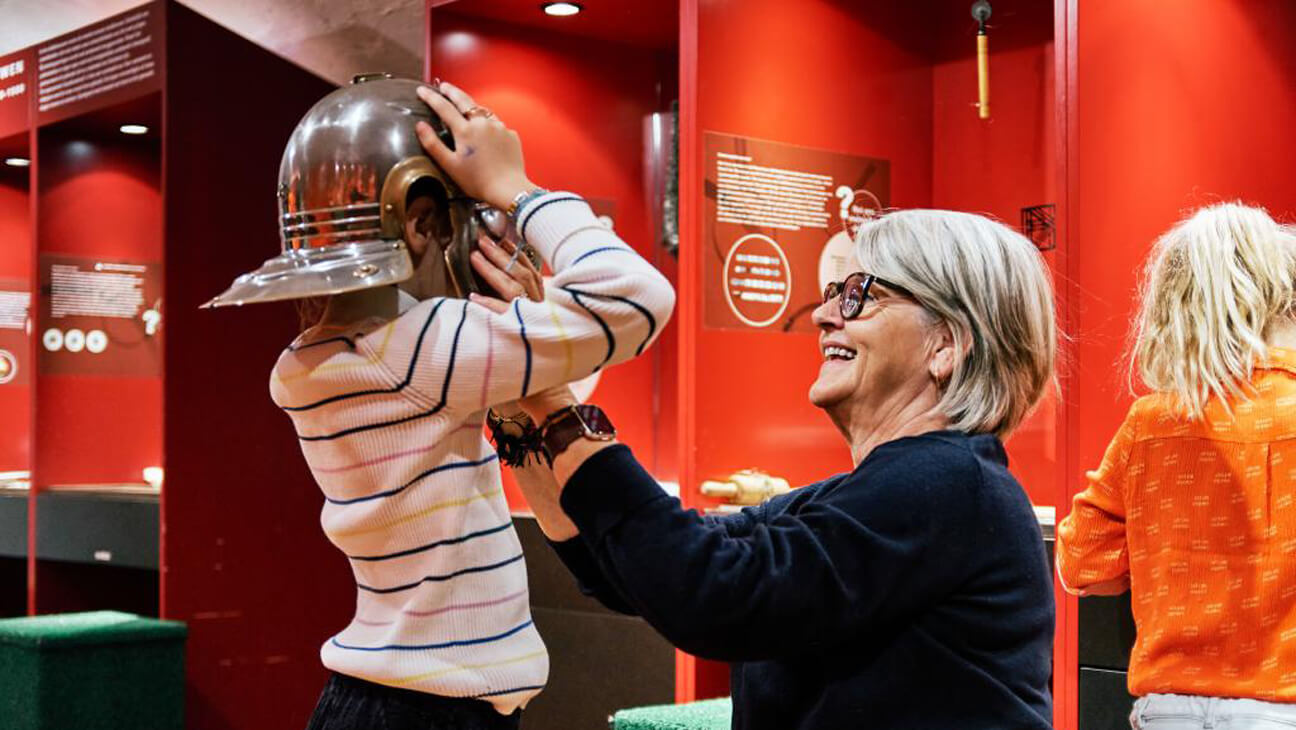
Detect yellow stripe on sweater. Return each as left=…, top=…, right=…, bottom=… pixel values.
left=545, top=299, right=574, bottom=380
left=273, top=323, right=397, bottom=385
left=325, top=488, right=503, bottom=539
left=381, top=649, right=548, bottom=688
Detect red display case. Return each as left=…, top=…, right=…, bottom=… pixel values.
left=1, top=3, right=361, bottom=727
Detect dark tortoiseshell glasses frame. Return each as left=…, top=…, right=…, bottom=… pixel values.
left=821, top=272, right=915, bottom=320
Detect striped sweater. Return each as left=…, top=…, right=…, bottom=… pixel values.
left=268, top=193, right=676, bottom=714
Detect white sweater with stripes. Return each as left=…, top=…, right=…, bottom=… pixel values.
left=269, top=193, right=676, bottom=713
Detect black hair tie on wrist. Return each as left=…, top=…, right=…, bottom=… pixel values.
left=486, top=410, right=542, bottom=467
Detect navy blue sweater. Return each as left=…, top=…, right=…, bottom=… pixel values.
left=551, top=431, right=1054, bottom=730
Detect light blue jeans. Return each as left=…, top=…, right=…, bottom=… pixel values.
left=1132, top=694, right=1296, bottom=729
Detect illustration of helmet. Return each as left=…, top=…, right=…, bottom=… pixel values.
left=203, top=73, right=509, bottom=308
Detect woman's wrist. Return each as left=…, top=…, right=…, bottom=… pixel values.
left=485, top=176, right=538, bottom=212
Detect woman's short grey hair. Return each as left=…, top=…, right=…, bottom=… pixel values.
left=854, top=209, right=1057, bottom=437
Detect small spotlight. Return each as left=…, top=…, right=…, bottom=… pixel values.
left=542, top=2, right=582, bottom=16
left=3, top=157, right=29, bottom=167
left=120, top=124, right=149, bottom=135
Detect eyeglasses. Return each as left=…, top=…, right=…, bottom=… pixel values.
left=821, top=272, right=914, bottom=320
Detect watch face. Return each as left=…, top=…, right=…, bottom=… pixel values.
left=576, top=405, right=616, bottom=438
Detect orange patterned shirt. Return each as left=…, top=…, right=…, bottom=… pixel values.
left=1058, top=347, right=1296, bottom=701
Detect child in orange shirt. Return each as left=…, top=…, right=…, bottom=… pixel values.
left=1058, top=203, right=1296, bottom=729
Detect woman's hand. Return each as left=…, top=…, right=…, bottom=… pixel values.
left=414, top=81, right=536, bottom=211
left=470, top=234, right=543, bottom=303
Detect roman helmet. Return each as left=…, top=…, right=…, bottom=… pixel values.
left=202, top=73, right=516, bottom=308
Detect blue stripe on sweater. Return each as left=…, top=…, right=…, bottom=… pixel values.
left=296, top=301, right=470, bottom=441
left=561, top=286, right=658, bottom=356
left=324, top=454, right=498, bottom=505
left=280, top=299, right=447, bottom=412
left=570, top=245, right=634, bottom=266
left=518, top=194, right=582, bottom=244
left=564, top=289, right=615, bottom=372
left=475, top=685, right=546, bottom=699
left=513, top=300, right=532, bottom=398
left=288, top=335, right=355, bottom=352
left=347, top=522, right=513, bottom=562
left=330, top=619, right=533, bottom=652
left=355, top=553, right=525, bottom=594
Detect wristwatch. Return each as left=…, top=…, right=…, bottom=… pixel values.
left=539, top=405, right=616, bottom=466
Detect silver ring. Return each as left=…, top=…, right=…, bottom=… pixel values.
left=464, top=106, right=494, bottom=120
left=502, top=245, right=523, bottom=273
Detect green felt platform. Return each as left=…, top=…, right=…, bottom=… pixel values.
left=0, top=611, right=187, bottom=730
left=611, top=697, right=733, bottom=730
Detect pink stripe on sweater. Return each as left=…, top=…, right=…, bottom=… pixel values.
left=353, top=589, right=528, bottom=627
left=313, top=423, right=483, bottom=474
left=479, top=312, right=495, bottom=410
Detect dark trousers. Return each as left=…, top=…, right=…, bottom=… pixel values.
left=305, top=673, right=523, bottom=730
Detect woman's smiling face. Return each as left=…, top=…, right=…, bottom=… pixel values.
left=809, top=275, right=944, bottom=421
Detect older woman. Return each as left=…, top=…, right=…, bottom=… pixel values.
left=1058, top=203, right=1296, bottom=729
left=480, top=210, right=1057, bottom=729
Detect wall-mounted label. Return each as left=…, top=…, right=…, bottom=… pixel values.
left=722, top=234, right=792, bottom=328
left=35, top=4, right=162, bottom=125
left=0, top=48, right=32, bottom=139
left=0, top=279, right=29, bottom=386
left=38, top=255, right=162, bottom=376
left=704, top=132, right=889, bottom=333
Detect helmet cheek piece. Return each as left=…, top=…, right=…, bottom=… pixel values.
left=379, top=156, right=493, bottom=300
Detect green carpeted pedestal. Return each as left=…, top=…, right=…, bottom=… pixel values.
left=611, top=697, right=733, bottom=730
left=0, top=610, right=187, bottom=730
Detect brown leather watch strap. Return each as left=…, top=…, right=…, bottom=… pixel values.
left=539, top=405, right=616, bottom=467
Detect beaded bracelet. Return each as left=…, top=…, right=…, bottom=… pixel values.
left=486, top=409, right=542, bottom=467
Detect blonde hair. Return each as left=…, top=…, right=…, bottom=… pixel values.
left=855, top=209, right=1057, bottom=437
left=295, top=296, right=330, bottom=332
left=1131, top=202, right=1296, bottom=418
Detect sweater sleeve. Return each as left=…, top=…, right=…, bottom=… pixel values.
left=337, top=193, right=674, bottom=416
left=546, top=505, right=769, bottom=616
left=1057, top=409, right=1135, bottom=593
left=559, top=443, right=980, bottom=663
left=547, top=536, right=639, bottom=615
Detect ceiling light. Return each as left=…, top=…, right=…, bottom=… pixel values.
left=120, top=124, right=149, bottom=135
left=4, top=157, right=29, bottom=167
left=542, top=2, right=582, bottom=16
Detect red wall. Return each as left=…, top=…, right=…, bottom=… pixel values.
left=161, top=5, right=351, bottom=728
left=35, top=121, right=163, bottom=487
left=930, top=1, right=1058, bottom=506
left=688, top=0, right=1060, bottom=505
left=687, top=0, right=934, bottom=511
left=1066, top=0, right=1296, bottom=476
left=426, top=10, right=678, bottom=508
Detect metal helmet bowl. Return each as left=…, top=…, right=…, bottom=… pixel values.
left=202, top=73, right=501, bottom=308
